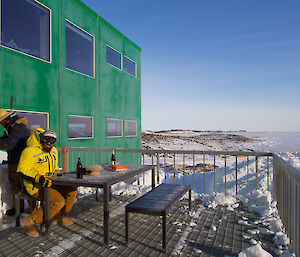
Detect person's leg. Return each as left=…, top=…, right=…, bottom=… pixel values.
left=58, top=186, right=77, bottom=216
left=28, top=199, right=37, bottom=213
left=52, top=185, right=77, bottom=225
left=21, top=188, right=65, bottom=237
left=7, top=164, right=24, bottom=215
left=20, top=191, right=41, bottom=238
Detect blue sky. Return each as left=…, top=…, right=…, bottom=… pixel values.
left=82, top=0, right=300, bottom=131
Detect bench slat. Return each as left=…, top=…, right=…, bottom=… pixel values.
left=126, top=183, right=190, bottom=214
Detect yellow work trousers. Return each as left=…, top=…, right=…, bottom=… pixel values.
left=31, top=185, right=77, bottom=224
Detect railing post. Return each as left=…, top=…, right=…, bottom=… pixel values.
left=61, top=147, right=69, bottom=173
left=142, top=154, right=145, bottom=184
left=173, top=153, right=176, bottom=184
left=156, top=153, right=160, bottom=185
left=246, top=156, right=249, bottom=193
left=255, top=156, right=258, bottom=190
left=183, top=154, right=186, bottom=185
left=164, top=153, right=166, bottom=182
left=267, top=156, right=269, bottom=191
left=213, top=155, right=216, bottom=192
left=193, top=154, right=195, bottom=192
left=235, top=156, right=238, bottom=195
left=203, top=154, right=206, bottom=194
left=224, top=155, right=227, bottom=195
left=151, top=154, right=154, bottom=167
left=71, top=151, right=74, bottom=171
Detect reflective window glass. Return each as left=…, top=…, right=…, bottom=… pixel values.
left=125, top=120, right=137, bottom=137
left=7, top=110, right=48, bottom=132
left=68, top=115, right=93, bottom=139
left=1, top=0, right=51, bottom=61
left=124, top=56, right=136, bottom=77
left=66, top=21, right=94, bottom=77
left=106, top=45, right=121, bottom=69
left=107, top=119, right=122, bottom=137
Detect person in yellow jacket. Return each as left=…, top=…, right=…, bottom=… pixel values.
left=17, top=128, right=77, bottom=237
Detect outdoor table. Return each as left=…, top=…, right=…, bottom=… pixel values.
left=44, top=164, right=155, bottom=247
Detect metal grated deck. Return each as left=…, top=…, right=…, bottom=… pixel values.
left=0, top=193, right=277, bottom=257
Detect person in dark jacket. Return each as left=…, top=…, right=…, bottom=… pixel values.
left=0, top=109, right=30, bottom=215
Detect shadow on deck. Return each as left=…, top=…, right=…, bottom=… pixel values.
left=0, top=193, right=277, bottom=257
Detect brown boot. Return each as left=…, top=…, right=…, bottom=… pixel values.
left=52, top=217, right=74, bottom=226
left=20, top=217, right=39, bottom=238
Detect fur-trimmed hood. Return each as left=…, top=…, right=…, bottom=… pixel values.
left=26, top=128, right=45, bottom=148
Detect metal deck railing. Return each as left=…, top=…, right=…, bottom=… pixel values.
left=61, top=147, right=272, bottom=194
left=59, top=147, right=299, bottom=256
left=273, top=154, right=300, bottom=256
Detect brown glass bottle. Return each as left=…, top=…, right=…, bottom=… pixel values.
left=76, top=157, right=83, bottom=179
left=111, top=150, right=116, bottom=165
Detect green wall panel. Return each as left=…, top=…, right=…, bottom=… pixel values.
left=0, top=0, right=141, bottom=165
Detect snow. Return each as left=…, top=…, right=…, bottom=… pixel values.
left=141, top=130, right=298, bottom=256
left=0, top=131, right=299, bottom=256
left=238, top=244, right=272, bottom=257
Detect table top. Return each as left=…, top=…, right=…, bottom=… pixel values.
left=51, top=164, right=152, bottom=188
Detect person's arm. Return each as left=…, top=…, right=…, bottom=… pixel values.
left=17, top=147, right=38, bottom=179
left=0, top=126, right=21, bottom=151
left=17, top=147, right=52, bottom=187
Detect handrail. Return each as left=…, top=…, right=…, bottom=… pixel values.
left=59, top=147, right=273, bottom=156
left=273, top=154, right=300, bottom=256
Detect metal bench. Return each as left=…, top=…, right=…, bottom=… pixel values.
left=125, top=183, right=191, bottom=253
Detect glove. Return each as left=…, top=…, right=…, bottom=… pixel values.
left=35, top=174, right=52, bottom=187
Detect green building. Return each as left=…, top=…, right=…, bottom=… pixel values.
left=0, top=0, right=141, bottom=163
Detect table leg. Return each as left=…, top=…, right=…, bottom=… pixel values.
left=103, top=184, right=110, bottom=247
left=44, top=187, right=50, bottom=236
left=189, top=189, right=192, bottom=212
left=152, top=167, right=155, bottom=190
left=162, top=212, right=166, bottom=253
left=125, top=210, right=129, bottom=244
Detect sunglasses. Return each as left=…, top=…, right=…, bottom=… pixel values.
left=43, top=136, right=56, bottom=144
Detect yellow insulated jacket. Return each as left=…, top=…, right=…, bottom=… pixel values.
left=17, top=128, right=59, bottom=195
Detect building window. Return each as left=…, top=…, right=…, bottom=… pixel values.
left=106, top=45, right=122, bottom=70
left=7, top=110, right=48, bottom=132
left=124, top=56, right=136, bottom=77
left=65, top=20, right=94, bottom=77
left=107, top=119, right=122, bottom=137
left=125, top=120, right=137, bottom=137
left=0, top=0, right=51, bottom=62
left=68, top=115, right=93, bottom=139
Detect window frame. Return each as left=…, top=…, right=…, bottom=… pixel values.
left=0, top=0, right=52, bottom=63
left=106, top=44, right=122, bottom=71
left=106, top=118, right=123, bottom=138
left=124, top=55, right=137, bottom=78
left=68, top=114, right=94, bottom=140
left=124, top=120, right=137, bottom=137
left=65, top=19, right=95, bottom=78
left=6, top=109, right=49, bottom=131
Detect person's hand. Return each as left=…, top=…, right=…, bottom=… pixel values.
left=35, top=174, right=52, bottom=187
